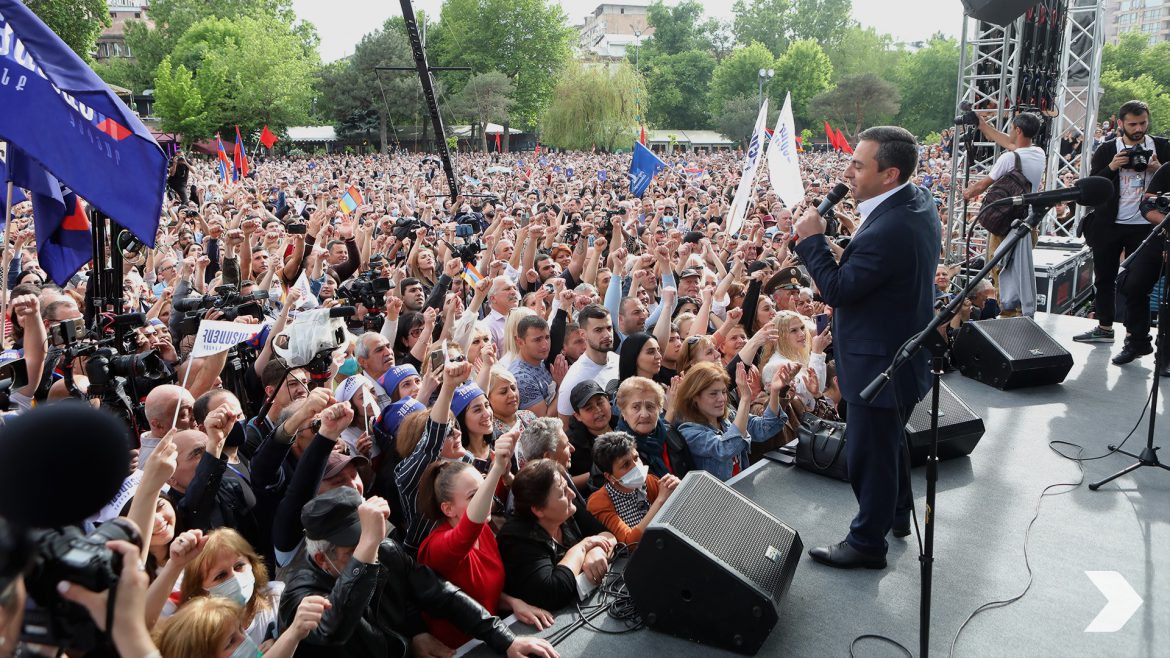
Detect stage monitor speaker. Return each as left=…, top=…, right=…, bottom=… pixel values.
left=904, top=380, right=986, bottom=467
left=623, top=471, right=801, bottom=656
left=952, top=317, right=1073, bottom=390
left=960, top=0, right=1035, bottom=26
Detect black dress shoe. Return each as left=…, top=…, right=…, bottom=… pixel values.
left=808, top=541, right=887, bottom=570
left=892, top=521, right=911, bottom=538
left=1112, top=340, right=1154, bottom=365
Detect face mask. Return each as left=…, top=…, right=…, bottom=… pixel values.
left=227, top=633, right=262, bottom=658
left=618, top=462, right=648, bottom=490
left=339, top=357, right=361, bottom=377
left=268, top=287, right=281, bottom=302
left=208, top=566, right=256, bottom=607
left=225, top=419, right=247, bottom=449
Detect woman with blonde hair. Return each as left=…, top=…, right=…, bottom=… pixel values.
left=407, top=245, right=438, bottom=293
left=488, top=366, right=537, bottom=436
left=671, top=361, right=798, bottom=480
left=153, top=594, right=328, bottom=658
left=759, top=310, right=831, bottom=409
left=497, top=306, right=537, bottom=369
left=176, top=528, right=280, bottom=647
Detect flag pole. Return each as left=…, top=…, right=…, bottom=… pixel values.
left=0, top=179, right=18, bottom=350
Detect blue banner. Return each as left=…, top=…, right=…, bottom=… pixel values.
left=6, top=146, right=90, bottom=285
left=0, top=157, right=28, bottom=211
left=627, top=142, right=666, bottom=198
left=0, top=0, right=166, bottom=246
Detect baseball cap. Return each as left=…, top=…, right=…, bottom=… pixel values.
left=570, top=380, right=607, bottom=412
left=301, top=487, right=364, bottom=547
left=376, top=397, right=425, bottom=438
left=451, top=383, right=485, bottom=418
left=378, top=365, right=419, bottom=398
left=678, top=268, right=701, bottom=280
left=323, top=451, right=370, bottom=480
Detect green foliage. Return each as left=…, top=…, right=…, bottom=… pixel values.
left=541, top=62, right=644, bottom=151
left=709, top=43, right=777, bottom=116
left=772, top=39, right=832, bottom=124
left=923, top=131, right=942, bottom=145
left=715, top=95, right=775, bottom=146
left=643, top=1, right=711, bottom=56
left=891, top=36, right=960, bottom=138
left=434, top=0, right=574, bottom=132
left=452, top=72, right=516, bottom=152
left=731, top=0, right=853, bottom=58
left=788, top=0, right=854, bottom=49
left=809, top=73, right=901, bottom=140
left=644, top=49, right=716, bottom=129
left=1099, top=32, right=1170, bottom=135
left=731, top=0, right=791, bottom=58
left=828, top=25, right=903, bottom=82
left=1099, top=71, right=1170, bottom=135
left=24, top=0, right=110, bottom=63
left=154, top=57, right=214, bottom=142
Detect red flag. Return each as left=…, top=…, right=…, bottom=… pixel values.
left=495, top=132, right=501, bottom=152
left=824, top=121, right=837, bottom=149
left=640, top=126, right=646, bottom=145
left=534, top=143, right=541, bottom=158
left=233, top=125, right=249, bottom=179
left=836, top=128, right=853, bottom=154
left=259, top=125, right=278, bottom=149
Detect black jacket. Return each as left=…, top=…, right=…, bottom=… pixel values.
left=1083, top=135, right=1170, bottom=233
left=279, top=539, right=515, bottom=658
left=173, top=452, right=261, bottom=549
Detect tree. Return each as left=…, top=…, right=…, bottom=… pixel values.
left=809, top=74, right=901, bottom=140
left=715, top=95, right=776, bottom=146
left=317, top=18, right=417, bottom=153
left=645, top=50, right=716, bottom=129
left=892, top=35, right=960, bottom=138
left=788, top=0, right=853, bottom=48
left=434, top=0, right=574, bottom=149
left=642, top=0, right=710, bottom=57
left=731, top=0, right=792, bottom=58
left=709, top=43, right=777, bottom=116
left=827, top=25, right=903, bottom=82
left=772, top=39, right=832, bottom=125
left=25, top=0, right=110, bottom=63
left=542, top=62, right=644, bottom=152
left=154, top=57, right=216, bottom=143
left=705, top=19, right=736, bottom=63
left=1100, top=71, right=1170, bottom=136
left=453, top=73, right=516, bottom=152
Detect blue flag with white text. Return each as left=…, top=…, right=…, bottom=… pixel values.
left=5, top=147, right=91, bottom=285
left=627, top=142, right=666, bottom=198
left=0, top=0, right=166, bottom=247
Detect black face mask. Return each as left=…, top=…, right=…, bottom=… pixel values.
left=225, top=420, right=247, bottom=449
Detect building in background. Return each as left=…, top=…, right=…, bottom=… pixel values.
left=1103, top=0, right=1170, bottom=44
left=96, top=0, right=151, bottom=61
left=577, top=2, right=653, bottom=60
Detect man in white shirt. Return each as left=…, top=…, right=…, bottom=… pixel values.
left=557, top=305, right=619, bottom=423
left=963, top=111, right=1046, bottom=316
left=484, top=275, right=520, bottom=351
left=139, top=384, right=195, bottom=467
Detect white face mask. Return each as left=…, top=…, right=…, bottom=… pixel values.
left=208, top=565, right=256, bottom=607
left=227, top=632, right=261, bottom=658
left=618, top=462, right=648, bottom=490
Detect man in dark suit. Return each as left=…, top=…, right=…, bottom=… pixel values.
left=793, top=126, right=941, bottom=569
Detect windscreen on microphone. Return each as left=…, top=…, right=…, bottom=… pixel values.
left=818, top=183, right=850, bottom=215
left=1075, top=176, right=1114, bottom=207
left=0, top=403, right=132, bottom=528
left=329, top=306, right=358, bottom=318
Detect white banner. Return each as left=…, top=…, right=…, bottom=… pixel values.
left=726, top=99, right=770, bottom=236
left=190, top=319, right=264, bottom=359
left=290, top=270, right=320, bottom=309
left=766, top=92, right=806, bottom=210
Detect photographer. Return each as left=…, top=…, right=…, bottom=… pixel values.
left=1075, top=100, right=1170, bottom=365
left=1116, top=161, right=1170, bottom=377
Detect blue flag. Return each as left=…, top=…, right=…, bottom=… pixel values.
left=0, top=157, right=28, bottom=212
left=538, top=157, right=548, bottom=167
left=628, top=142, right=666, bottom=198
left=566, top=167, right=574, bottom=178
left=6, top=147, right=91, bottom=285
left=0, top=0, right=166, bottom=247
left=597, top=170, right=607, bottom=181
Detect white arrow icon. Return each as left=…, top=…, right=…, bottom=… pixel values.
left=1085, top=571, right=1142, bottom=633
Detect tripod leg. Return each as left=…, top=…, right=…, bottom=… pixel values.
left=1089, top=461, right=1145, bottom=490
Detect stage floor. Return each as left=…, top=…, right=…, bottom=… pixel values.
left=471, top=312, right=1169, bottom=657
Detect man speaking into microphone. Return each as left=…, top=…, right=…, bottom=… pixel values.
left=792, top=126, right=940, bottom=569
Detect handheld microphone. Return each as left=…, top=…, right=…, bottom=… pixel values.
left=817, top=183, right=850, bottom=216
left=329, top=306, right=358, bottom=318
left=995, top=176, right=1113, bottom=208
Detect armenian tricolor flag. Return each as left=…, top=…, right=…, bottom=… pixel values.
left=233, top=125, right=249, bottom=180
left=462, top=263, right=483, bottom=286
left=338, top=185, right=363, bottom=214
left=216, top=135, right=234, bottom=184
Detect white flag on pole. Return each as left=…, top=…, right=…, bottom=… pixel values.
left=766, top=92, right=806, bottom=210
left=290, top=270, right=320, bottom=310
left=726, top=99, right=770, bottom=236
left=189, top=320, right=265, bottom=359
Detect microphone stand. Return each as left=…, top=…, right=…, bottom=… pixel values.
left=959, top=126, right=977, bottom=287
left=1090, top=214, right=1170, bottom=489
left=859, top=203, right=1049, bottom=658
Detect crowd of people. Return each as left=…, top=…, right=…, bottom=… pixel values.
left=0, top=101, right=1165, bottom=657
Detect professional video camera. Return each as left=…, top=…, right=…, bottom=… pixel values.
left=174, top=285, right=268, bottom=337
left=273, top=306, right=355, bottom=384
left=21, top=519, right=142, bottom=652
left=1140, top=193, right=1170, bottom=216
left=1124, top=143, right=1153, bottom=172
left=954, top=101, right=979, bottom=126
left=449, top=239, right=482, bottom=265
left=393, top=215, right=429, bottom=241
left=337, top=271, right=392, bottom=332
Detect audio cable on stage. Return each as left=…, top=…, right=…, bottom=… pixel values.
left=546, top=545, right=643, bottom=647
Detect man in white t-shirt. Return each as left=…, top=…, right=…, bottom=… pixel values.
left=557, top=304, right=619, bottom=423
left=963, top=112, right=1046, bottom=316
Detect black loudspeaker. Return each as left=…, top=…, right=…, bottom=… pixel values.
left=952, top=317, right=1073, bottom=389
left=904, top=381, right=986, bottom=467
left=623, top=471, right=801, bottom=655
left=960, top=0, right=1036, bottom=26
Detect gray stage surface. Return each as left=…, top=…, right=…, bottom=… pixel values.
left=470, top=312, right=1169, bottom=657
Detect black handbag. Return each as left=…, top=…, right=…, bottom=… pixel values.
left=795, top=412, right=850, bottom=481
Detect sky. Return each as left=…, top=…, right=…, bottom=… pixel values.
left=292, top=0, right=965, bottom=62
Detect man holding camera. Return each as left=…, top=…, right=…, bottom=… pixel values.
left=1075, top=101, right=1170, bottom=368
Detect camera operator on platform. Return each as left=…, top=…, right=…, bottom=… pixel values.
left=1120, top=158, right=1170, bottom=378
left=1075, top=100, right=1170, bottom=366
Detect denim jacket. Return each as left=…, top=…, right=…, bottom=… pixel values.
left=676, top=407, right=785, bottom=481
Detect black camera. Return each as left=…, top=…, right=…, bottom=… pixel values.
left=22, top=518, right=142, bottom=652
left=393, top=216, right=427, bottom=241
left=954, top=101, right=979, bottom=126
left=1124, top=144, right=1153, bottom=172
left=1139, top=193, right=1170, bottom=217
left=175, top=285, right=268, bottom=336
left=85, top=347, right=168, bottom=393
left=338, top=273, right=392, bottom=332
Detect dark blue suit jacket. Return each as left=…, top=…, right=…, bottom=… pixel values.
left=794, top=184, right=941, bottom=409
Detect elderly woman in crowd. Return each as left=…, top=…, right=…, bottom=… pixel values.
left=586, top=432, right=681, bottom=546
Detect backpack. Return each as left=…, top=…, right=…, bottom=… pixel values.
left=975, top=151, right=1030, bottom=237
